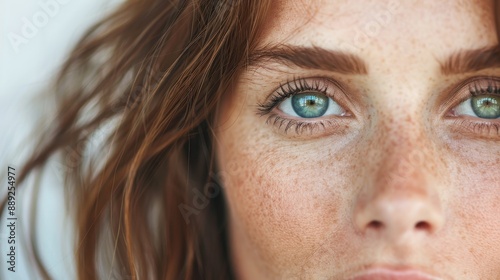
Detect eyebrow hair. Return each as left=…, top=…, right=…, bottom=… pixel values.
left=246, top=45, right=500, bottom=76
left=440, top=46, right=500, bottom=75
left=246, top=45, right=368, bottom=75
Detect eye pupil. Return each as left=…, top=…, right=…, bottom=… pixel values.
left=471, top=95, right=500, bottom=119
left=291, top=93, right=329, bottom=118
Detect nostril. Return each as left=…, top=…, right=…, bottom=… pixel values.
left=415, top=221, right=431, bottom=231
left=368, top=220, right=384, bottom=229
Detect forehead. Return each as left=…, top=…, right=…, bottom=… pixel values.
left=259, top=0, right=496, bottom=55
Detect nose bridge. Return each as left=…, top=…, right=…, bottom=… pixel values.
left=353, top=116, right=445, bottom=238
left=375, top=127, right=432, bottom=191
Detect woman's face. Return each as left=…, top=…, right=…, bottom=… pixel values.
left=215, top=0, right=500, bottom=279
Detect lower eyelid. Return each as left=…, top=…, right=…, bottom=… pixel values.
left=445, top=118, right=500, bottom=139
left=445, top=101, right=500, bottom=138
left=263, top=114, right=353, bottom=137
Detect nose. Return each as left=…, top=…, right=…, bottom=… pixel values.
left=354, top=190, right=444, bottom=239
left=353, top=142, right=445, bottom=240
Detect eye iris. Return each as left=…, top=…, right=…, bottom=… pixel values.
left=471, top=95, right=500, bottom=119
left=291, top=93, right=329, bottom=118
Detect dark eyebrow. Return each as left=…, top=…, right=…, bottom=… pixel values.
left=440, top=46, right=500, bottom=75
left=246, top=45, right=368, bottom=75
left=246, top=45, right=500, bottom=76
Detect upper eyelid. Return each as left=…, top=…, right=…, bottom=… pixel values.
left=271, top=76, right=335, bottom=95
left=438, top=76, right=500, bottom=115
left=258, top=76, right=330, bottom=113
left=272, top=76, right=352, bottom=102
left=257, top=77, right=337, bottom=114
left=468, top=80, right=500, bottom=95
left=280, top=79, right=329, bottom=94
left=258, top=76, right=364, bottom=119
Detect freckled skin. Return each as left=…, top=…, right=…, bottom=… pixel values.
left=215, top=1, right=500, bottom=279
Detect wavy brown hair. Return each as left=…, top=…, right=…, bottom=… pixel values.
left=2, top=0, right=271, bottom=279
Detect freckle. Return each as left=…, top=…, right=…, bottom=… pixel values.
left=468, top=246, right=475, bottom=255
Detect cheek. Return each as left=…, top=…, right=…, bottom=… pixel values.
left=215, top=125, right=356, bottom=271
left=444, top=144, right=500, bottom=266
left=451, top=185, right=500, bottom=270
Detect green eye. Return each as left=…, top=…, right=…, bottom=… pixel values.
left=471, top=95, right=500, bottom=119
left=291, top=93, right=329, bottom=118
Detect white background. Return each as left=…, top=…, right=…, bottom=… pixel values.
left=0, top=0, right=122, bottom=278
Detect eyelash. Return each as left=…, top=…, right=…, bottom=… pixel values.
left=448, top=77, right=500, bottom=137
left=257, top=78, right=330, bottom=114
left=470, top=80, right=500, bottom=95
left=257, top=76, right=500, bottom=137
left=256, top=77, right=344, bottom=135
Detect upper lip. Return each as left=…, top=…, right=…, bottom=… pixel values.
left=348, top=265, right=443, bottom=280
